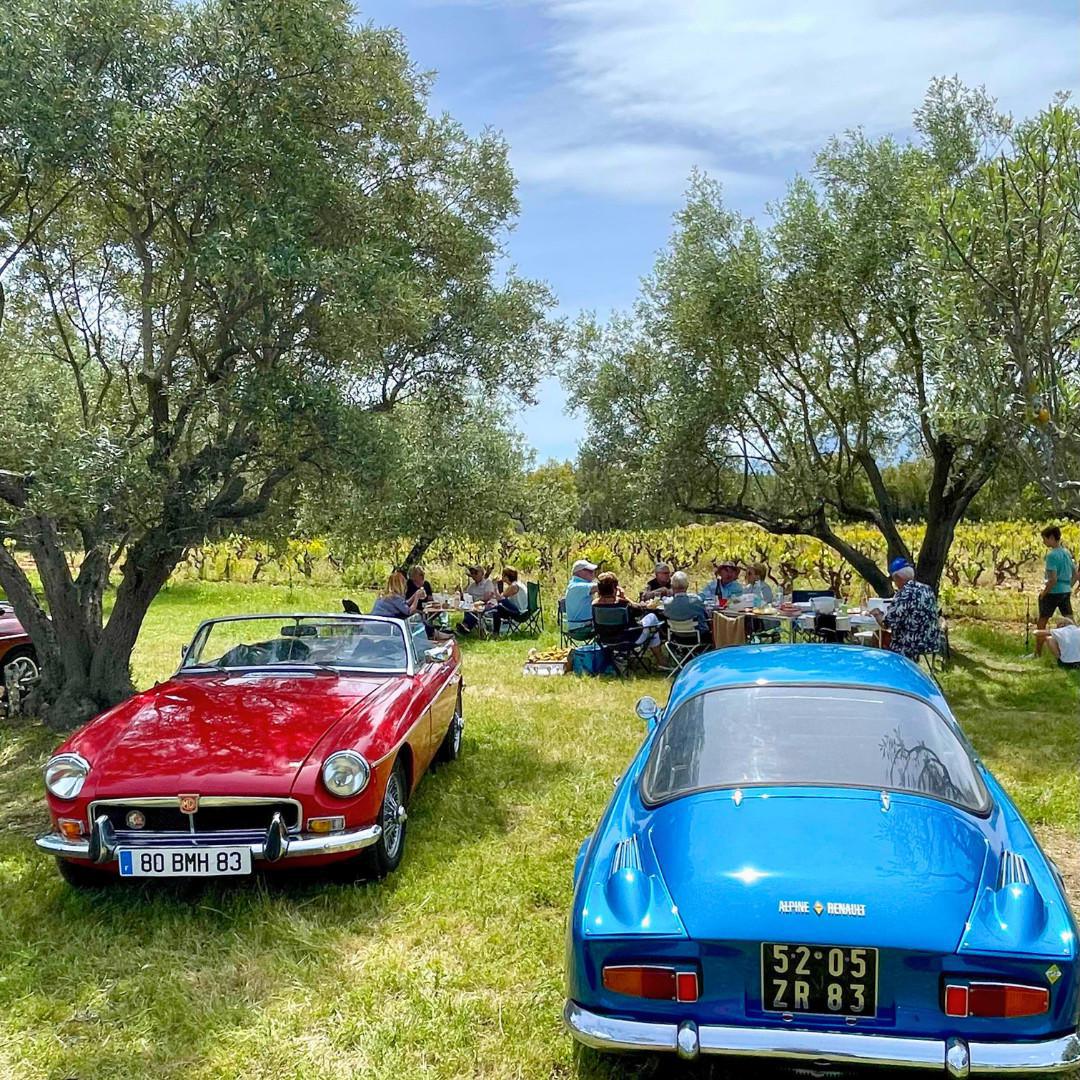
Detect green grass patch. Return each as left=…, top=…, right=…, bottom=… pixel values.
left=0, top=583, right=1075, bottom=1078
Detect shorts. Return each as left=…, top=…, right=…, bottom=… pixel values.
left=1039, top=593, right=1073, bottom=619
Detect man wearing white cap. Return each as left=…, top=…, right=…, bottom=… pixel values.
left=564, top=559, right=598, bottom=631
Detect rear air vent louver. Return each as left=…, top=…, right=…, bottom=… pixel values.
left=611, top=836, right=642, bottom=876
left=998, top=851, right=1032, bottom=889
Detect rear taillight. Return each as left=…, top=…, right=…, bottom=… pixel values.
left=603, top=965, right=699, bottom=1002
left=944, top=983, right=1049, bottom=1018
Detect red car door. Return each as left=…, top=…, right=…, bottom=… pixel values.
left=408, top=620, right=458, bottom=765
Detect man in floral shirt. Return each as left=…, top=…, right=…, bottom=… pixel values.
left=871, top=558, right=941, bottom=661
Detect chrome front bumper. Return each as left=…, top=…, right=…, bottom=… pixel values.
left=565, top=1001, right=1080, bottom=1076
left=36, top=810, right=381, bottom=864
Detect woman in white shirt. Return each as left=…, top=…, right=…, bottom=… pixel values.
left=490, top=567, right=530, bottom=635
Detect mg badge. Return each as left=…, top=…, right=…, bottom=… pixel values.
left=178, top=793, right=200, bottom=814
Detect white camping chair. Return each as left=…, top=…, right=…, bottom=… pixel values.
left=664, top=617, right=710, bottom=677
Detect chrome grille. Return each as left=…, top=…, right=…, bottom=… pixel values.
left=89, top=797, right=302, bottom=838
left=998, top=850, right=1032, bottom=888
left=611, top=836, right=642, bottom=876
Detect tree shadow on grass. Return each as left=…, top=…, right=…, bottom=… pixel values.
left=942, top=638, right=1079, bottom=715
left=573, top=1045, right=882, bottom=1079
left=0, top=734, right=569, bottom=1079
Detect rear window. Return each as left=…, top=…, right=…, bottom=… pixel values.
left=641, top=686, right=989, bottom=813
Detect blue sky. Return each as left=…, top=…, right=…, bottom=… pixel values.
left=359, top=0, right=1080, bottom=462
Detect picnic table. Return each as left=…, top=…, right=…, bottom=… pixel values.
left=708, top=605, right=884, bottom=648
left=423, top=600, right=489, bottom=636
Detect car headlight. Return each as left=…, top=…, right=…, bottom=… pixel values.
left=44, top=754, right=90, bottom=800
left=321, top=751, right=370, bottom=798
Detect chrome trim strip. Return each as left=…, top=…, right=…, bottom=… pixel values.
left=36, top=823, right=382, bottom=861
left=564, top=1002, right=1080, bottom=1074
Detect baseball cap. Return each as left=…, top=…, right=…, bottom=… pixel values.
left=716, top=559, right=737, bottom=570
left=654, top=562, right=671, bottom=572
left=466, top=565, right=483, bottom=574
left=571, top=559, right=598, bottom=574
left=888, top=557, right=912, bottom=574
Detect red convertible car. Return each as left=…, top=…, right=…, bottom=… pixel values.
left=36, top=613, right=463, bottom=887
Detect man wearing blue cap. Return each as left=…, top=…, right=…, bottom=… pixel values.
left=870, top=558, right=941, bottom=661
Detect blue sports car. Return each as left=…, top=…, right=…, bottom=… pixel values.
left=565, top=645, right=1079, bottom=1076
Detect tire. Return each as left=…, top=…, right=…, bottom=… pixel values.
left=361, top=758, right=408, bottom=880
left=56, top=857, right=113, bottom=889
left=436, top=691, right=464, bottom=764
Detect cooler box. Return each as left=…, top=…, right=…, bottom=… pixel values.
left=572, top=644, right=610, bottom=676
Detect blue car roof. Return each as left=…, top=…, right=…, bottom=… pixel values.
left=664, top=644, right=947, bottom=717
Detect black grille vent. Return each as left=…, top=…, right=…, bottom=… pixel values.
left=95, top=801, right=300, bottom=834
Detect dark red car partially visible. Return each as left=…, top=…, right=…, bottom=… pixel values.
left=0, top=601, right=38, bottom=706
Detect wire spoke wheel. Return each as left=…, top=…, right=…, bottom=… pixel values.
left=381, top=771, right=404, bottom=861
left=6, top=655, right=39, bottom=691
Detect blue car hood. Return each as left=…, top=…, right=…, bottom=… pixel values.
left=647, top=788, right=990, bottom=954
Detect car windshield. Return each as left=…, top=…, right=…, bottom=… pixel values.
left=642, top=685, right=989, bottom=813
left=181, top=615, right=410, bottom=673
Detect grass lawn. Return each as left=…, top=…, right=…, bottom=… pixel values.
left=0, top=582, right=1076, bottom=1079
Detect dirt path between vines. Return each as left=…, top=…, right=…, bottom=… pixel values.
left=1040, top=824, right=1080, bottom=911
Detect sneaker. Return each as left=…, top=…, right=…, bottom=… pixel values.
left=1019, top=652, right=1037, bottom=660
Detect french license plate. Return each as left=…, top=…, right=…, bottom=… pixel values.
left=761, top=942, right=878, bottom=1017
left=118, top=846, right=252, bottom=878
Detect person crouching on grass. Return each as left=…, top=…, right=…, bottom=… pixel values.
left=1034, top=617, right=1080, bottom=668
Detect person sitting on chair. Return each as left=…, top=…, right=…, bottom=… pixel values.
left=456, top=565, right=499, bottom=636
left=405, top=566, right=433, bottom=610
left=592, top=572, right=664, bottom=665
left=1035, top=617, right=1080, bottom=667
left=871, top=558, right=940, bottom=661
left=663, top=572, right=710, bottom=636
left=564, top=559, right=598, bottom=632
left=489, top=567, right=530, bottom=635
left=699, top=560, right=743, bottom=604
left=745, top=563, right=775, bottom=605
left=641, top=562, right=674, bottom=601
left=370, top=572, right=423, bottom=619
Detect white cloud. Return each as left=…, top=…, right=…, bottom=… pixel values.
left=538, top=0, right=1079, bottom=156
left=510, top=138, right=757, bottom=201
left=398, top=0, right=1078, bottom=204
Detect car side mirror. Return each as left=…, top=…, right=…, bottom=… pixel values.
left=424, top=644, right=452, bottom=665
left=179, top=644, right=188, bottom=660
left=635, top=695, right=659, bottom=731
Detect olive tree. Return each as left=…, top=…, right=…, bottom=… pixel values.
left=931, top=94, right=1080, bottom=519
left=570, top=81, right=1077, bottom=593
left=0, top=0, right=552, bottom=726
